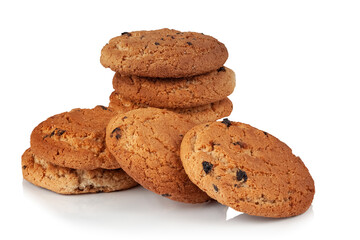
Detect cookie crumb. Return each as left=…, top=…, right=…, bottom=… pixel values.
left=202, top=161, right=213, bottom=174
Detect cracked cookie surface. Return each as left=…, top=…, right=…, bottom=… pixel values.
left=106, top=108, right=210, bottom=203
left=30, top=106, right=120, bottom=170
left=22, top=148, right=138, bottom=194
left=109, top=91, right=233, bottom=124
left=180, top=119, right=315, bottom=218
left=112, top=66, right=235, bottom=108
left=100, top=28, right=228, bottom=78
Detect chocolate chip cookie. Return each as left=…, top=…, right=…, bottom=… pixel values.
left=180, top=119, right=315, bottom=218
left=30, top=105, right=120, bottom=170
left=112, top=66, right=235, bottom=108
left=109, top=91, right=233, bottom=124
left=106, top=108, right=210, bottom=203
left=100, top=28, right=228, bottom=78
left=22, top=148, right=138, bottom=194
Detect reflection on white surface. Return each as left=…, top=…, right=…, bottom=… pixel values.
left=22, top=180, right=314, bottom=233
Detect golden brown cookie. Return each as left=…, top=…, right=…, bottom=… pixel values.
left=106, top=108, right=210, bottom=203
left=108, top=91, right=233, bottom=124
left=112, top=67, right=235, bottom=108
left=30, top=106, right=120, bottom=170
left=180, top=119, right=315, bottom=218
left=22, top=148, right=138, bottom=194
left=100, top=28, right=228, bottom=78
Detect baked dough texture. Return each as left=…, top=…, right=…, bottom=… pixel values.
left=30, top=106, right=120, bottom=170
left=180, top=119, right=315, bottom=218
left=108, top=91, right=233, bottom=124
left=100, top=28, right=228, bottom=78
left=106, top=108, right=210, bottom=203
left=22, top=148, right=138, bottom=194
left=112, top=66, right=235, bottom=108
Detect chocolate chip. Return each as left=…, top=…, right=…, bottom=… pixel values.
left=213, top=184, right=218, bottom=192
left=162, top=193, right=171, bottom=197
left=179, top=134, right=183, bottom=137
left=210, top=142, right=220, bottom=151
left=236, top=169, right=248, bottom=182
left=161, top=38, right=164, bottom=40
left=122, top=116, right=128, bottom=120
left=121, top=32, right=131, bottom=36
left=221, top=118, right=232, bottom=127
left=217, top=66, right=226, bottom=72
left=49, top=130, right=55, bottom=137
left=98, top=105, right=108, bottom=110
left=233, top=141, right=247, bottom=148
left=186, top=42, right=192, bottom=45
left=43, top=134, right=49, bottom=140
left=202, top=161, right=213, bottom=174
left=110, top=127, right=121, bottom=140
left=205, top=124, right=209, bottom=127
left=171, top=36, right=175, bottom=39
left=22, top=165, right=27, bottom=170
left=56, top=129, right=66, bottom=136
left=263, top=131, right=268, bottom=136
left=154, top=42, right=160, bottom=45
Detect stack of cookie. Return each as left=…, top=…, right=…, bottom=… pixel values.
left=22, top=106, right=138, bottom=194
left=101, top=28, right=235, bottom=124
left=21, top=28, right=315, bottom=218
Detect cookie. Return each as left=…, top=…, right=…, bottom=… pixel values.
left=30, top=105, right=120, bottom=170
left=100, top=28, right=228, bottom=78
left=22, top=148, right=138, bottom=194
left=108, top=91, right=233, bottom=124
left=112, top=67, right=235, bottom=108
left=180, top=119, right=315, bottom=218
left=106, top=108, right=210, bottom=203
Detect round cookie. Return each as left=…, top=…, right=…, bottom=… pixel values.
left=22, top=148, right=138, bottom=194
left=108, top=91, right=233, bottom=124
left=180, top=119, right=315, bottom=218
left=30, top=105, right=120, bottom=170
left=112, top=66, right=235, bottom=108
left=100, top=28, right=228, bottom=78
left=106, top=108, right=210, bottom=203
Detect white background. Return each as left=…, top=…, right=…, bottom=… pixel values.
left=1, top=0, right=359, bottom=239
